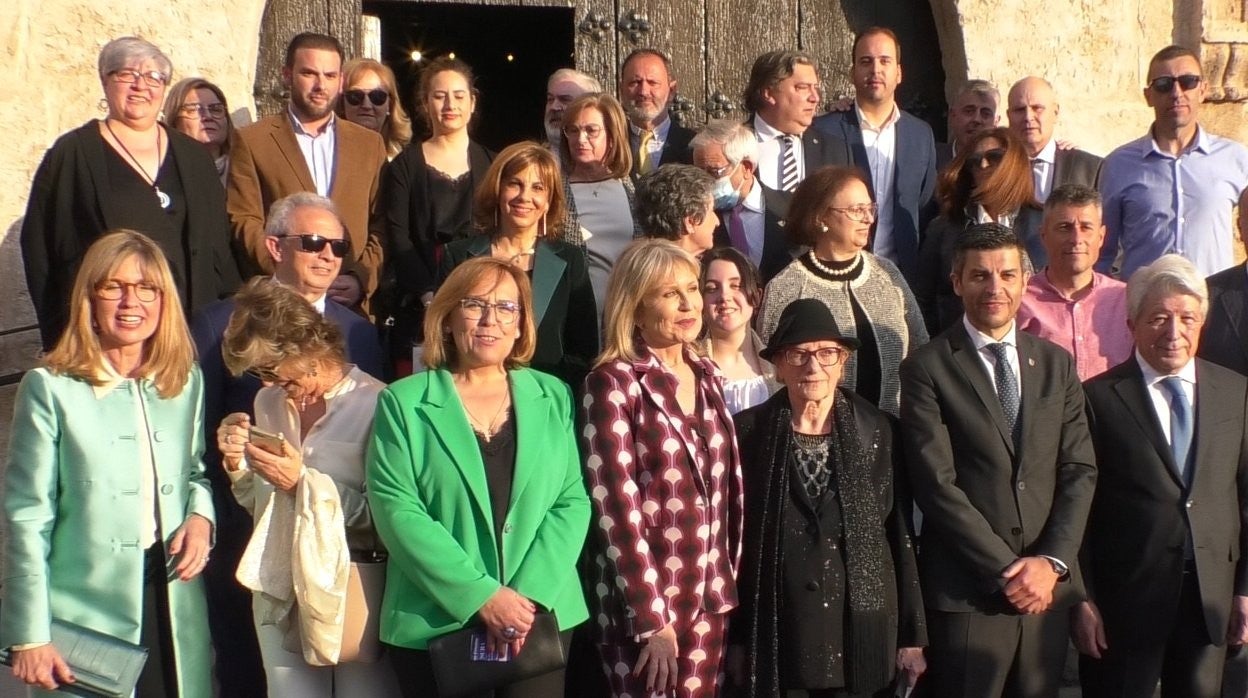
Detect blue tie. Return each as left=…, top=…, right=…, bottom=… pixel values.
left=1160, top=376, right=1193, bottom=483
left=987, top=343, right=1021, bottom=445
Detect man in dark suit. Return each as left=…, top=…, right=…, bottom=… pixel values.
left=900, top=224, right=1097, bottom=697
left=691, top=119, right=793, bottom=283
left=743, top=49, right=852, bottom=194
left=227, top=32, right=387, bottom=308
left=1199, top=189, right=1248, bottom=376
left=1077, top=253, right=1248, bottom=695
left=620, top=48, right=694, bottom=181
left=190, top=193, right=384, bottom=698
left=1006, top=77, right=1102, bottom=205
left=811, top=26, right=936, bottom=282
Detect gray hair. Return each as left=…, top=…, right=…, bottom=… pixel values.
left=1125, top=254, right=1209, bottom=322
left=635, top=164, right=715, bottom=239
left=953, top=78, right=999, bottom=106
left=265, top=192, right=346, bottom=238
left=98, top=37, right=172, bottom=83
left=548, top=68, right=601, bottom=93
left=690, top=119, right=759, bottom=167
left=1044, top=183, right=1102, bottom=214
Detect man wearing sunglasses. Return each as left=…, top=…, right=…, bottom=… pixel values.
left=227, top=32, right=388, bottom=312
left=1098, top=45, right=1248, bottom=280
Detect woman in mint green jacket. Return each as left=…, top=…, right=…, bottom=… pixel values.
left=367, top=257, right=590, bottom=698
left=2, top=230, right=215, bottom=697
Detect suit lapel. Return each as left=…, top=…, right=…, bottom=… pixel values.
left=1191, top=360, right=1228, bottom=491
left=531, top=243, right=565, bottom=326
left=1017, top=334, right=1041, bottom=451
left=505, top=369, right=546, bottom=519
left=636, top=353, right=710, bottom=496
left=949, top=324, right=1015, bottom=455
left=419, top=370, right=495, bottom=526
left=1110, top=358, right=1182, bottom=486
left=271, top=117, right=317, bottom=193
left=84, top=124, right=128, bottom=229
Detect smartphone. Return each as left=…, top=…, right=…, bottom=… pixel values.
left=248, top=426, right=286, bottom=455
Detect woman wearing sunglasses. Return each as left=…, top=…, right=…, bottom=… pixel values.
left=383, top=57, right=495, bottom=375
left=759, top=166, right=927, bottom=417
left=163, top=78, right=234, bottom=187
left=913, top=126, right=1041, bottom=334
left=21, top=36, right=240, bottom=351
left=336, top=58, right=412, bottom=161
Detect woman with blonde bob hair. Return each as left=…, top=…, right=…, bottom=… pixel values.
left=439, top=141, right=597, bottom=386
left=215, top=278, right=399, bottom=698
left=368, top=256, right=591, bottom=697
left=582, top=239, right=744, bottom=697
left=557, top=93, right=640, bottom=316
left=4, top=229, right=215, bottom=696
left=336, top=58, right=412, bottom=160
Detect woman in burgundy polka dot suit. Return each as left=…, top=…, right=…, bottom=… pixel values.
left=581, top=239, right=745, bottom=698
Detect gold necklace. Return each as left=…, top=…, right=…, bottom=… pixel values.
left=463, top=392, right=511, bottom=441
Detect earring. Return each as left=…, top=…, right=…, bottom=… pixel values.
left=97, top=98, right=108, bottom=112
left=540, top=214, right=547, bottom=239
left=818, top=221, right=829, bottom=233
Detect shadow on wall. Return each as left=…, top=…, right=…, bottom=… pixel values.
left=1, top=216, right=43, bottom=380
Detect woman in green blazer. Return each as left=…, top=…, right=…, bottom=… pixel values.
left=3, top=230, right=215, bottom=697
left=367, top=257, right=590, bottom=698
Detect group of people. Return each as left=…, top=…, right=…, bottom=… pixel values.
left=7, top=20, right=1248, bottom=698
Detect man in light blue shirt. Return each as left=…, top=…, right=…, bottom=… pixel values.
left=1098, top=45, right=1248, bottom=280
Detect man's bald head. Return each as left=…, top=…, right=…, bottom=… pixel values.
left=1007, top=76, right=1060, bottom=157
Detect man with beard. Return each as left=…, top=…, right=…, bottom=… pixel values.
left=1098, top=45, right=1248, bottom=279
left=543, top=68, right=599, bottom=162
left=619, top=48, right=694, bottom=180
left=227, top=32, right=387, bottom=309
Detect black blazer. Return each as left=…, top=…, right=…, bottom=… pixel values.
left=810, top=108, right=938, bottom=281
left=1082, top=357, right=1248, bottom=643
left=438, top=235, right=599, bottom=386
left=1052, top=147, right=1103, bottom=191
left=383, top=140, right=495, bottom=297
left=1201, top=263, right=1248, bottom=375
left=711, top=183, right=794, bottom=284
left=21, top=120, right=241, bottom=349
left=629, top=118, right=695, bottom=181
left=744, top=116, right=854, bottom=180
left=900, top=323, right=1097, bottom=613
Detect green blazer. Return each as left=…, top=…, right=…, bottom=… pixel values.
left=2, top=367, right=215, bottom=697
left=366, top=367, right=590, bottom=649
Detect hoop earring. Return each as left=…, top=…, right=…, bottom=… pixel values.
left=97, top=98, right=108, bottom=112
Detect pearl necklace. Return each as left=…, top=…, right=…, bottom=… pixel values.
left=805, top=250, right=864, bottom=279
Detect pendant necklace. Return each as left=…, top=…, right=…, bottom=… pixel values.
left=464, top=392, right=511, bottom=442
left=105, top=120, right=171, bottom=209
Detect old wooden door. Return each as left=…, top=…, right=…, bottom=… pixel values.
left=254, top=0, right=364, bottom=117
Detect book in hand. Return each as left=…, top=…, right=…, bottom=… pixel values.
left=0, top=617, right=148, bottom=698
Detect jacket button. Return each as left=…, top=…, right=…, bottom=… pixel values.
left=1011, top=527, right=1022, bottom=535
left=1017, top=481, right=1026, bottom=491
left=503, top=524, right=513, bottom=534
left=806, top=581, right=820, bottom=591
left=160, top=484, right=173, bottom=495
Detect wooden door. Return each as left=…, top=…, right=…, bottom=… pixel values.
left=254, top=0, right=363, bottom=118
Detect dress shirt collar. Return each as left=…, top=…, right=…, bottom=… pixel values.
left=630, top=116, right=672, bottom=141
left=91, top=358, right=135, bottom=399
left=288, top=106, right=336, bottom=137
left=1136, top=349, right=1197, bottom=387
left=753, top=114, right=790, bottom=140
left=741, top=178, right=764, bottom=214
left=1147, top=124, right=1210, bottom=158
left=1034, top=137, right=1057, bottom=165
left=854, top=101, right=901, bottom=132
left=973, top=204, right=1017, bottom=227
left=1035, top=268, right=1106, bottom=301
left=963, top=314, right=1019, bottom=352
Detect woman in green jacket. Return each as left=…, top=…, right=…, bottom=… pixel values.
left=3, top=230, right=215, bottom=697
left=367, top=257, right=590, bottom=697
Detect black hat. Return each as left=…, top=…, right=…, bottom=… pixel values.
left=760, top=298, right=860, bottom=361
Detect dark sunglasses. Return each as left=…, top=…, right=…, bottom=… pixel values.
left=967, top=148, right=1006, bottom=169
left=344, top=89, right=389, bottom=107
left=278, top=233, right=350, bottom=257
left=1148, top=74, right=1201, bottom=94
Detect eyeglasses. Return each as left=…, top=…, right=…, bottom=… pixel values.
left=344, top=89, right=388, bottom=107
left=563, top=124, right=604, bottom=140
left=179, top=102, right=227, bottom=119
left=829, top=202, right=878, bottom=223
left=779, top=346, right=847, bottom=367
left=968, top=148, right=1006, bottom=169
left=701, top=162, right=737, bottom=179
left=277, top=234, right=350, bottom=258
left=95, top=281, right=161, bottom=302
left=109, top=69, right=168, bottom=88
left=459, top=297, right=521, bottom=324
left=245, top=366, right=282, bottom=383
left=1148, top=74, right=1202, bottom=93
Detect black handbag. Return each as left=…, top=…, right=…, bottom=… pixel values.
left=426, top=612, right=565, bottom=698
left=0, top=616, right=148, bottom=697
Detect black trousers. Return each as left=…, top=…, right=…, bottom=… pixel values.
left=201, top=501, right=267, bottom=697
left=136, top=544, right=178, bottom=698
left=925, top=608, right=1068, bottom=698
left=388, top=630, right=574, bottom=698
left=1080, top=567, right=1225, bottom=697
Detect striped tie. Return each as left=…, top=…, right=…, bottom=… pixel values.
left=780, top=134, right=799, bottom=191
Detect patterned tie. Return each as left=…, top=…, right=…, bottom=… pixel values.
left=987, top=343, right=1021, bottom=445
left=637, top=129, right=654, bottom=175
left=1160, top=376, right=1193, bottom=483
left=780, top=135, right=799, bottom=192
left=727, top=204, right=750, bottom=259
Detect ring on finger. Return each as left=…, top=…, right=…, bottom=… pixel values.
left=502, top=626, right=518, bottom=640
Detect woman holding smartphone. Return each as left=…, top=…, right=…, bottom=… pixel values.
left=215, top=278, right=399, bottom=698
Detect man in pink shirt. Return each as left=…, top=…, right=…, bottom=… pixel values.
left=1018, top=183, right=1133, bottom=380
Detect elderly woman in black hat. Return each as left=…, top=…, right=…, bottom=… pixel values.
left=727, top=298, right=928, bottom=698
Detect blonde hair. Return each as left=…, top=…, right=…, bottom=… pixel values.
left=596, top=239, right=700, bottom=366
left=43, top=230, right=194, bottom=398
left=472, top=141, right=566, bottom=236
left=559, top=93, right=632, bottom=179
left=422, top=257, right=537, bottom=370
left=338, top=58, right=413, bottom=159
left=221, top=278, right=346, bottom=377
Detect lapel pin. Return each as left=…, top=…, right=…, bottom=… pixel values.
left=1028, top=358, right=1035, bottom=367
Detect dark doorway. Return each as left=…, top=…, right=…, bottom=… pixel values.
left=363, top=2, right=576, bottom=152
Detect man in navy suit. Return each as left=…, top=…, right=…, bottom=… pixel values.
left=189, top=192, right=384, bottom=697
left=812, top=26, right=936, bottom=283
left=620, top=48, right=694, bottom=181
